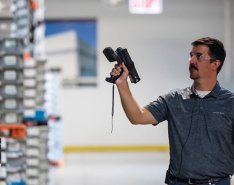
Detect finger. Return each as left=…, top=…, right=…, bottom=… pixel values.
left=114, top=63, right=121, bottom=68
left=111, top=68, right=121, bottom=76
left=113, top=64, right=122, bottom=73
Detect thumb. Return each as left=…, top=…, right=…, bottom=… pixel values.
left=122, top=63, right=129, bottom=74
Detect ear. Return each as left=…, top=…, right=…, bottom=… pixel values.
left=211, top=59, right=221, bottom=72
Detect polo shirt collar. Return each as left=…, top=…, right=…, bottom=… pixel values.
left=190, top=81, right=221, bottom=98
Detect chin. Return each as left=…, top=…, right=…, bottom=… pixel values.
left=190, top=74, right=198, bottom=80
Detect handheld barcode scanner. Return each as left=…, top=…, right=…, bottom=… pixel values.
left=103, top=47, right=141, bottom=84
left=103, top=47, right=141, bottom=133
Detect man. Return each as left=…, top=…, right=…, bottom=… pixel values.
left=110, top=37, right=234, bottom=185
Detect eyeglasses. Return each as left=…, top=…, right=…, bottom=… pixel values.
left=189, top=52, right=214, bottom=62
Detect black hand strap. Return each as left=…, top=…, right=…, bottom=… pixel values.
left=111, top=84, right=115, bottom=133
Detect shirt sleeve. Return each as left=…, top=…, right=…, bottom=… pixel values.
left=145, top=95, right=169, bottom=124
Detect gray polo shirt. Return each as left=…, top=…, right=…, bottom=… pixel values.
left=145, top=82, right=234, bottom=179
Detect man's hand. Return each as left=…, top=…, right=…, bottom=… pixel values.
left=111, top=63, right=129, bottom=85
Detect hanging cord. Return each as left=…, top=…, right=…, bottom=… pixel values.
left=177, top=99, right=196, bottom=177
left=111, top=84, right=115, bottom=133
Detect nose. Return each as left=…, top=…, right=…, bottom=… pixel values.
left=189, top=55, right=197, bottom=64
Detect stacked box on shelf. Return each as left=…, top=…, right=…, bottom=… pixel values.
left=0, top=38, right=24, bottom=124
left=5, top=138, right=26, bottom=185
left=11, top=0, right=32, bottom=49
left=23, top=55, right=37, bottom=120
left=1, top=0, right=48, bottom=185
left=38, top=126, right=49, bottom=185
left=45, top=68, right=62, bottom=120
left=0, top=0, right=11, bottom=18
left=26, top=126, right=40, bottom=185
left=26, top=125, right=48, bottom=185
left=23, top=0, right=47, bottom=119
left=24, top=1, right=48, bottom=184
left=30, top=0, right=47, bottom=118
left=22, top=58, right=47, bottom=121
left=0, top=135, right=27, bottom=185
left=10, top=0, right=46, bottom=62
left=23, top=56, right=48, bottom=185
left=45, top=68, right=63, bottom=165
left=0, top=0, right=13, bottom=39
left=35, top=63, right=48, bottom=185
left=22, top=58, right=46, bottom=122
left=0, top=38, right=27, bottom=185
left=0, top=138, right=7, bottom=185
left=30, top=0, right=46, bottom=61
left=35, top=60, right=46, bottom=109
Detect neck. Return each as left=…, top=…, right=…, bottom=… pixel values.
left=193, top=78, right=217, bottom=91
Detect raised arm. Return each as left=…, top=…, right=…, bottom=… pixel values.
left=111, top=63, right=158, bottom=125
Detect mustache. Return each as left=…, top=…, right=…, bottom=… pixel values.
left=189, top=64, right=198, bottom=70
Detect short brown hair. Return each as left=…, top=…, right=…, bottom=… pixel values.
left=191, top=37, right=226, bottom=74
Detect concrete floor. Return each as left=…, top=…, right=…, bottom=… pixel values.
left=49, top=151, right=170, bottom=185
left=49, top=152, right=234, bottom=185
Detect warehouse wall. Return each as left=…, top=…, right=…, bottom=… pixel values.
left=45, top=0, right=234, bottom=147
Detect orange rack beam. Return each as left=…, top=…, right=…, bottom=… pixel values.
left=0, top=124, right=26, bottom=139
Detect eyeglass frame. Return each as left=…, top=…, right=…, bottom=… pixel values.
left=189, top=52, right=215, bottom=62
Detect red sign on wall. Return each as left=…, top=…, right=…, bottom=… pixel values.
left=129, top=0, right=163, bottom=14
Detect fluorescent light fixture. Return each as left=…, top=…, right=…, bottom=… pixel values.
left=102, top=0, right=125, bottom=6
left=129, top=0, right=163, bottom=14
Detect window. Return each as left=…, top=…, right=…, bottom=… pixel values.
left=45, top=19, right=97, bottom=87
